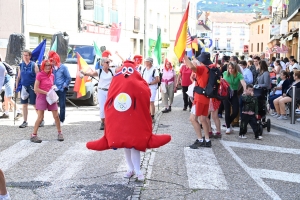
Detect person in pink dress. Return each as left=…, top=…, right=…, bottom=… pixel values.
left=161, top=60, right=177, bottom=113
left=30, top=59, right=63, bottom=143
left=176, top=59, right=192, bottom=111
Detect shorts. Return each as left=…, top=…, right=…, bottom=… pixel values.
left=150, top=88, right=157, bottom=102
left=35, top=94, right=58, bottom=111
left=20, top=85, right=36, bottom=105
left=4, top=79, right=14, bottom=97
left=192, top=101, right=209, bottom=116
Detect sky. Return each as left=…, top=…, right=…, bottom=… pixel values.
left=197, top=0, right=273, bottom=15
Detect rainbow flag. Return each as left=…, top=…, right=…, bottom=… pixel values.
left=74, top=52, right=92, bottom=98
left=174, top=2, right=190, bottom=60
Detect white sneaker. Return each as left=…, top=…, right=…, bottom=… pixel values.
left=273, top=114, right=280, bottom=118
left=60, top=121, right=64, bottom=126
left=0, top=192, right=11, bottom=200
left=297, top=118, right=300, bottom=122
left=256, top=136, right=263, bottom=140
left=124, top=170, right=134, bottom=178
left=226, top=128, right=231, bottom=134
left=277, top=115, right=287, bottom=120
left=241, top=135, right=247, bottom=139
left=271, top=112, right=277, bottom=116
left=295, top=109, right=300, bottom=114
left=136, top=172, right=145, bottom=181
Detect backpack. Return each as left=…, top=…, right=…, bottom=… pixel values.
left=98, top=68, right=113, bottom=79
left=194, top=66, right=226, bottom=100
left=142, top=68, right=161, bottom=87
left=2, top=61, right=15, bottom=76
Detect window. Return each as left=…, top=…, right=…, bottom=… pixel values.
left=110, top=9, right=118, bottom=24
left=134, top=0, right=139, bottom=16
left=258, top=25, right=260, bottom=34
left=261, top=24, right=264, bottom=34
left=215, top=39, right=219, bottom=48
left=239, top=40, right=244, bottom=49
left=227, top=27, right=231, bottom=35
left=261, top=42, right=263, bottom=52
left=149, top=10, right=153, bottom=30
left=240, top=27, right=245, bottom=36
left=94, top=0, right=104, bottom=23
left=251, top=43, right=253, bottom=52
left=157, top=13, right=160, bottom=28
left=215, top=27, right=220, bottom=35
left=227, top=39, right=231, bottom=49
left=257, top=43, right=259, bottom=52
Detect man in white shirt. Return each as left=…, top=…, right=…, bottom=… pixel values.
left=141, top=57, right=160, bottom=121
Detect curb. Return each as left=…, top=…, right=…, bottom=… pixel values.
left=271, top=123, right=300, bottom=139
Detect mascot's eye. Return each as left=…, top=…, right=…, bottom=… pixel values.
left=127, top=67, right=134, bottom=74
left=122, top=67, right=127, bottom=74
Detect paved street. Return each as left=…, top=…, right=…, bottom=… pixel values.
left=0, top=91, right=300, bottom=200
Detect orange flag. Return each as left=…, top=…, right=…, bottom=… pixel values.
left=73, top=52, right=93, bottom=98
left=174, top=2, right=190, bottom=60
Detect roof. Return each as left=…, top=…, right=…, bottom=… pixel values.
left=248, top=17, right=270, bottom=25
left=208, top=12, right=256, bottom=23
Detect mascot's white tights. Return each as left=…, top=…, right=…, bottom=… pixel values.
left=124, top=148, right=141, bottom=174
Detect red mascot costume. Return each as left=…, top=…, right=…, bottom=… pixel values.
left=86, top=60, right=171, bottom=152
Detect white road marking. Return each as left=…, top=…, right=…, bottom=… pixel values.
left=250, top=168, right=300, bottom=183
left=0, top=140, right=47, bottom=171
left=222, top=141, right=300, bottom=155
left=221, top=140, right=282, bottom=200
left=34, top=143, right=93, bottom=181
left=184, top=147, right=228, bottom=190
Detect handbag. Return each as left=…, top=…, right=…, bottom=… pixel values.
left=46, top=89, right=59, bottom=105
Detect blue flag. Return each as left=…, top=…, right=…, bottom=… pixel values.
left=31, top=39, right=46, bottom=65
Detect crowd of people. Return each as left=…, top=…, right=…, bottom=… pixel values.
left=1, top=48, right=300, bottom=190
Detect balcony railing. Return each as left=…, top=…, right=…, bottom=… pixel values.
left=134, top=16, right=140, bottom=32
left=288, top=0, right=300, bottom=19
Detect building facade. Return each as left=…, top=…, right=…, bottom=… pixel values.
left=0, top=0, right=147, bottom=64
left=249, top=18, right=271, bottom=56
left=209, top=12, right=254, bottom=57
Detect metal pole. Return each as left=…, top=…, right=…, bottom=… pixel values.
left=21, top=0, right=25, bottom=34
left=290, top=86, right=296, bottom=124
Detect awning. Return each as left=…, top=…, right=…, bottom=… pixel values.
left=269, top=35, right=281, bottom=43
left=287, top=8, right=300, bottom=22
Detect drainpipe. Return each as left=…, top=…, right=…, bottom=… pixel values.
left=21, top=0, right=25, bottom=34
left=144, top=0, right=147, bottom=58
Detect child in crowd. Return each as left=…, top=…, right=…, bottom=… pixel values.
left=239, top=84, right=262, bottom=140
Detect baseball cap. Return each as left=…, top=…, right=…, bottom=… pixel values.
left=145, top=57, right=153, bottom=63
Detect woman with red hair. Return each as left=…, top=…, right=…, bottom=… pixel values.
left=161, top=60, right=176, bottom=113
left=30, top=59, right=63, bottom=143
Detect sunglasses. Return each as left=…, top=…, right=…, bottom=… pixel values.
left=45, top=64, right=52, bottom=67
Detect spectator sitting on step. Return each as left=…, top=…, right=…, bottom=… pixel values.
left=273, top=70, right=300, bottom=120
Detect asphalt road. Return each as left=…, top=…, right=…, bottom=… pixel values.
left=0, top=93, right=300, bottom=200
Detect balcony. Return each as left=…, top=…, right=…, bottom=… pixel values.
left=133, top=16, right=140, bottom=33
left=287, top=0, right=300, bottom=21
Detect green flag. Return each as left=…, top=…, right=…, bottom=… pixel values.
left=154, top=30, right=162, bottom=65
left=51, top=36, right=57, bottom=52
left=93, top=41, right=102, bottom=57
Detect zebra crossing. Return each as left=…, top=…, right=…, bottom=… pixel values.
left=1, top=131, right=300, bottom=200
